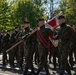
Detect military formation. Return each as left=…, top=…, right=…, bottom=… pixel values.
left=0, top=15, right=76, bottom=75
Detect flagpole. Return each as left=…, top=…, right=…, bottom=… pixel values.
left=47, top=11, right=63, bottom=24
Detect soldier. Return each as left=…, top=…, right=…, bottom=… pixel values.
left=49, top=42, right=59, bottom=70
left=8, top=26, right=20, bottom=67
left=21, top=21, right=36, bottom=75
left=70, top=30, right=76, bottom=66
left=18, top=25, right=25, bottom=70
left=2, top=30, right=10, bottom=67
left=67, top=25, right=75, bottom=70
left=49, top=29, right=60, bottom=70
left=73, top=31, right=76, bottom=63
left=57, top=15, right=74, bottom=75
left=36, top=18, right=53, bottom=75
left=0, top=31, right=5, bottom=53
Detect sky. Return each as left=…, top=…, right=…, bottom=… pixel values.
left=43, top=0, right=61, bottom=18
left=7, top=0, right=61, bottom=18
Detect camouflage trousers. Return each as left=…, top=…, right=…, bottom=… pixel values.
left=23, top=44, right=35, bottom=75
left=58, top=43, right=72, bottom=75
left=37, top=43, right=50, bottom=75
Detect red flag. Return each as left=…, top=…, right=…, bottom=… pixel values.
left=45, top=16, right=59, bottom=31
left=45, top=16, right=59, bottom=42
left=45, top=12, right=62, bottom=46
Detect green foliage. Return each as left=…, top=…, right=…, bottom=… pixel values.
left=15, top=0, right=45, bottom=27
left=59, top=0, right=76, bottom=29
left=0, top=0, right=45, bottom=31
left=0, top=0, right=11, bottom=30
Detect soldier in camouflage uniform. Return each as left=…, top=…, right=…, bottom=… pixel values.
left=49, top=29, right=60, bottom=70
left=0, top=31, right=4, bottom=53
left=70, top=30, right=76, bottom=65
left=2, top=30, right=10, bottom=66
left=18, top=25, right=25, bottom=70
left=8, top=26, right=20, bottom=67
left=36, top=18, right=53, bottom=75
left=68, top=26, right=76, bottom=70
left=57, top=15, right=74, bottom=75
left=73, top=31, right=76, bottom=63
left=49, top=41, right=59, bottom=70
left=20, top=21, right=37, bottom=75
left=18, top=42, right=24, bottom=70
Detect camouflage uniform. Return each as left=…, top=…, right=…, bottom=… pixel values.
left=37, top=25, right=53, bottom=75
left=9, top=30, right=20, bottom=67
left=2, top=33, right=10, bottom=66
left=57, top=23, right=74, bottom=75
left=34, top=44, right=39, bottom=65
left=0, top=32, right=4, bottom=53
left=49, top=31, right=59, bottom=70
left=18, top=42, right=24, bottom=70
left=71, top=31, right=76, bottom=64
left=18, top=30, right=25, bottom=70
left=23, top=27, right=37, bottom=75
left=49, top=42, right=59, bottom=70
left=72, top=31, right=76, bottom=63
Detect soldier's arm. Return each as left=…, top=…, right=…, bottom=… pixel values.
left=68, top=27, right=75, bottom=43
left=9, top=33, right=16, bottom=44
left=46, top=28, right=54, bottom=35
left=62, top=27, right=74, bottom=42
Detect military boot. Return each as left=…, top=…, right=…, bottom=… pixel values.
left=59, top=72, right=63, bottom=75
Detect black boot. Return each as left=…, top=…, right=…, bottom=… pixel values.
left=46, top=72, right=50, bottom=75
left=60, top=72, right=63, bottom=75
left=36, top=68, right=41, bottom=75
left=31, top=68, right=36, bottom=75
left=53, top=66, right=56, bottom=70
left=23, top=68, right=28, bottom=75
left=49, top=60, right=52, bottom=63
left=46, top=68, right=50, bottom=75
left=67, top=71, right=72, bottom=75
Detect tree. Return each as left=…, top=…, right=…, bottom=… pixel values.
left=0, top=0, right=11, bottom=30
left=59, top=0, right=68, bottom=13
left=65, top=0, right=76, bottom=26
left=10, top=0, right=45, bottom=27
left=59, top=0, right=76, bottom=29
left=0, top=0, right=46, bottom=30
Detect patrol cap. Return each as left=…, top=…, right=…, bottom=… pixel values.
left=7, top=30, right=10, bottom=32
left=58, top=15, right=65, bottom=19
left=23, top=20, right=29, bottom=24
left=37, top=18, right=44, bottom=22
left=15, top=26, right=19, bottom=29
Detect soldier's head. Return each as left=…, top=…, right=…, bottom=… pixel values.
left=23, top=20, right=30, bottom=29
left=58, top=15, right=66, bottom=26
left=7, top=30, right=10, bottom=35
left=38, top=18, right=45, bottom=27
left=1, top=30, right=5, bottom=35
left=15, top=26, right=19, bottom=32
